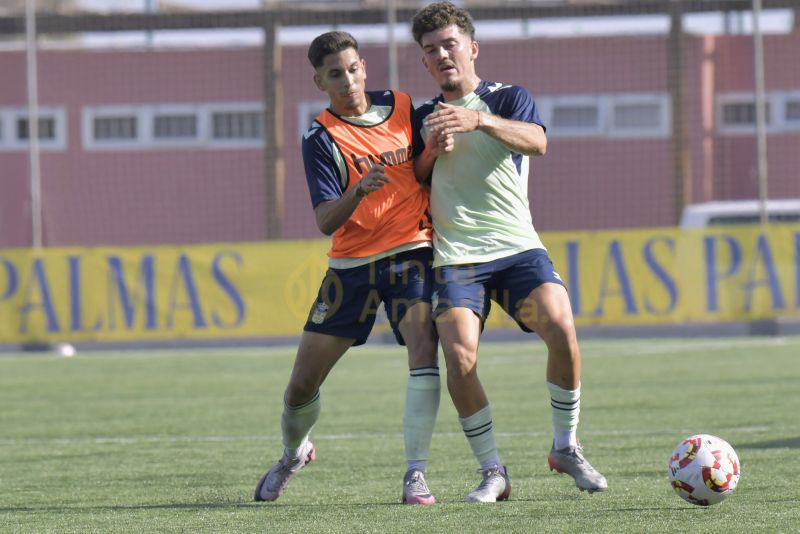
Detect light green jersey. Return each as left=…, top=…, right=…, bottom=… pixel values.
left=421, top=82, right=545, bottom=267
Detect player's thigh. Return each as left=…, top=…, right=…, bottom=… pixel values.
left=432, top=262, right=491, bottom=324
left=432, top=262, right=490, bottom=369
left=287, top=331, right=355, bottom=404
left=397, top=301, right=438, bottom=368
left=518, top=282, right=576, bottom=339
left=491, top=249, right=567, bottom=332
left=381, top=248, right=437, bottom=363
left=435, top=307, right=481, bottom=376
left=303, top=266, right=379, bottom=347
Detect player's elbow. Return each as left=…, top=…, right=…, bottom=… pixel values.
left=315, top=214, right=336, bottom=236
left=528, top=125, right=547, bottom=156
left=534, top=135, right=547, bottom=156
left=317, top=221, right=336, bottom=236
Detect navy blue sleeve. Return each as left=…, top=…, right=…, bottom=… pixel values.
left=488, top=85, right=546, bottom=132
left=302, top=124, right=344, bottom=209
left=411, top=101, right=436, bottom=158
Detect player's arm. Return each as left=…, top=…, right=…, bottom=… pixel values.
left=413, top=128, right=453, bottom=185
left=424, top=101, right=547, bottom=156
left=475, top=111, right=546, bottom=156
left=412, top=104, right=454, bottom=185
left=314, top=165, right=389, bottom=235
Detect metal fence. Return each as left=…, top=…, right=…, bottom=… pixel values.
left=0, top=0, right=798, bottom=247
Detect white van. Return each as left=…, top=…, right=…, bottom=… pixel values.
left=680, top=199, right=800, bottom=228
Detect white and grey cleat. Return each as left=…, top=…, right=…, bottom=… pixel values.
left=254, top=441, right=316, bottom=502
left=548, top=444, right=607, bottom=493
left=464, top=465, right=511, bottom=503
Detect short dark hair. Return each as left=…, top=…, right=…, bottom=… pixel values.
left=411, top=1, right=475, bottom=46
left=307, top=31, right=359, bottom=69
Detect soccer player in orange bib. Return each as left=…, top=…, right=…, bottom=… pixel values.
left=254, top=31, right=440, bottom=505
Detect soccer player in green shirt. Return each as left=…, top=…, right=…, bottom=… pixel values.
left=411, top=1, right=608, bottom=502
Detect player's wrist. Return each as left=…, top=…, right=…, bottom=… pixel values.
left=476, top=110, right=483, bottom=130
left=355, top=182, right=368, bottom=199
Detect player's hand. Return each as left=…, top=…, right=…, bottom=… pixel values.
left=424, top=102, right=481, bottom=136
left=425, top=125, right=455, bottom=156
left=356, top=164, right=390, bottom=196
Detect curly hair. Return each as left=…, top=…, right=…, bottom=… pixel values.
left=411, top=2, right=476, bottom=45
left=307, top=31, right=359, bottom=69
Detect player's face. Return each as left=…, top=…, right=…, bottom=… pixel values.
left=420, top=24, right=479, bottom=97
left=314, top=48, right=369, bottom=116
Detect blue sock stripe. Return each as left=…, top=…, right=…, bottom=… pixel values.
left=550, top=397, right=579, bottom=406
left=464, top=420, right=493, bottom=436
left=551, top=401, right=579, bottom=411
left=410, top=367, right=440, bottom=377
left=464, top=425, right=493, bottom=438
left=551, top=400, right=579, bottom=406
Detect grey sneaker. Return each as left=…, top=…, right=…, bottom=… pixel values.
left=402, top=469, right=436, bottom=505
left=465, top=465, right=511, bottom=503
left=254, top=441, right=316, bottom=502
left=548, top=443, right=607, bottom=493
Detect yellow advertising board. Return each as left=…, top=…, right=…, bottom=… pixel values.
left=1, top=224, right=798, bottom=344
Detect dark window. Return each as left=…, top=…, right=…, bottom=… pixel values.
left=94, top=116, right=137, bottom=140
left=154, top=114, right=197, bottom=139
left=17, top=117, right=56, bottom=140
left=212, top=111, right=262, bottom=140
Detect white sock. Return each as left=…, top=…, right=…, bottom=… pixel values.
left=281, top=391, right=321, bottom=455
left=407, top=460, right=427, bottom=473
left=547, top=381, right=580, bottom=449
left=404, top=368, right=441, bottom=471
left=459, top=405, right=502, bottom=468
left=480, top=456, right=504, bottom=472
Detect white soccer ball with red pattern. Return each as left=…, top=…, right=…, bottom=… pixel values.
left=667, top=434, right=740, bottom=506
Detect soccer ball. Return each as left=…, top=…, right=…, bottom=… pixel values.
left=667, top=434, right=740, bottom=506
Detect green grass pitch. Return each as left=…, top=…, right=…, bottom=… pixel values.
left=1, top=336, right=799, bottom=533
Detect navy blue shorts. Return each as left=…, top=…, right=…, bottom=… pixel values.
left=303, top=248, right=433, bottom=346
left=432, top=248, right=564, bottom=332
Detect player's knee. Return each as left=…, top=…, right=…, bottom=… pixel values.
left=285, top=375, right=321, bottom=405
left=407, top=336, right=439, bottom=368
left=537, top=312, right=577, bottom=349
left=443, top=345, right=478, bottom=379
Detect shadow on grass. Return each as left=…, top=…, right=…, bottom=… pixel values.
left=1, top=498, right=711, bottom=514
left=737, top=436, right=800, bottom=449
left=0, top=500, right=409, bottom=514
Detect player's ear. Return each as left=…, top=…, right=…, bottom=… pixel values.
left=313, top=72, right=324, bottom=91
left=471, top=40, right=479, bottom=61
left=361, top=57, right=367, bottom=79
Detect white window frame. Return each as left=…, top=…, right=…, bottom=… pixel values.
left=0, top=109, right=8, bottom=149
left=0, top=106, right=67, bottom=151
left=83, top=102, right=264, bottom=150
left=207, top=102, right=264, bottom=149
left=544, top=95, right=605, bottom=138
left=607, top=93, right=671, bottom=138
left=774, top=90, right=800, bottom=132
left=716, top=92, right=778, bottom=135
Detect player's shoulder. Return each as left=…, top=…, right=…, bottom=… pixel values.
left=476, top=80, right=537, bottom=118
left=367, top=89, right=405, bottom=107
left=302, top=118, right=327, bottom=143
left=301, top=119, right=334, bottom=156
left=476, top=80, right=532, bottom=102
left=413, top=95, right=444, bottom=118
